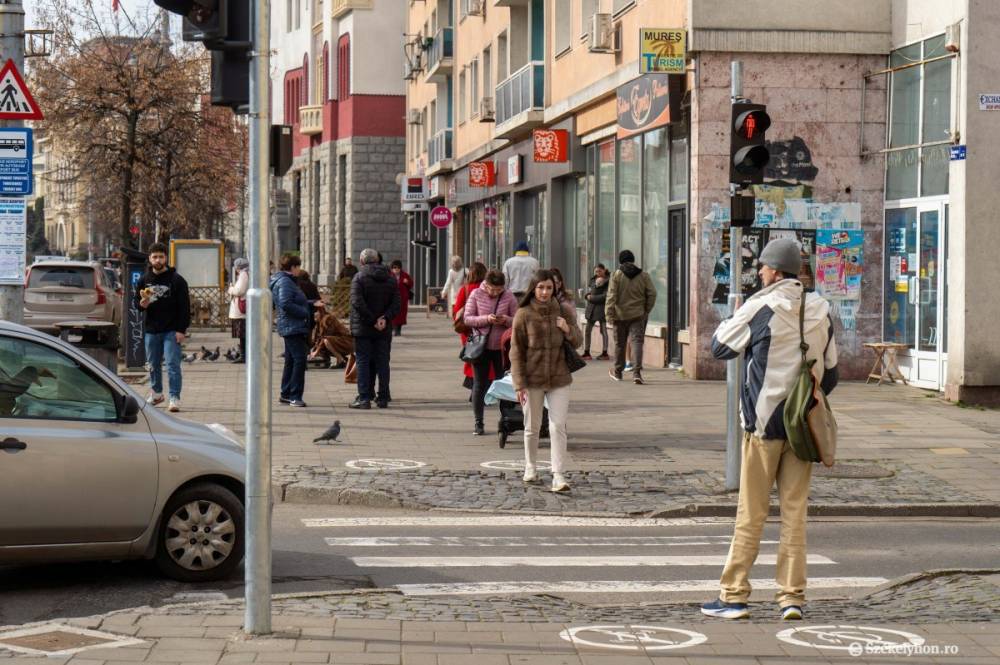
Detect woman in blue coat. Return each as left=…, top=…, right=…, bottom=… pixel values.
left=269, top=253, right=313, bottom=407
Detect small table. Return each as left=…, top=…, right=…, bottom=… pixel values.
left=864, top=342, right=910, bottom=386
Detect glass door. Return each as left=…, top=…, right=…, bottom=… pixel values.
left=668, top=208, right=687, bottom=366
left=883, top=202, right=948, bottom=389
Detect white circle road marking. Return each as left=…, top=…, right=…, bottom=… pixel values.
left=559, top=625, right=707, bottom=652
left=345, top=458, right=428, bottom=471
left=480, top=460, right=552, bottom=471
left=776, top=625, right=926, bottom=651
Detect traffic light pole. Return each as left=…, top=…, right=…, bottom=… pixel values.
left=0, top=1, right=25, bottom=325
left=244, top=0, right=273, bottom=636
left=726, top=61, right=744, bottom=492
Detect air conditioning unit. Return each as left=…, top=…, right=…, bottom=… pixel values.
left=466, top=0, right=485, bottom=17
left=407, top=109, right=423, bottom=125
left=588, top=13, right=617, bottom=53
left=479, top=97, right=495, bottom=122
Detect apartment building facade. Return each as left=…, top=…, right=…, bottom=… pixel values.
left=403, top=0, right=1000, bottom=402
left=271, top=0, right=406, bottom=285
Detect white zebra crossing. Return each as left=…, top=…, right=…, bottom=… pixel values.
left=394, top=578, right=889, bottom=596
left=351, top=554, right=837, bottom=567
left=324, top=535, right=775, bottom=547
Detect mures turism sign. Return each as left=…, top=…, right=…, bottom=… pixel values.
left=640, top=29, right=685, bottom=75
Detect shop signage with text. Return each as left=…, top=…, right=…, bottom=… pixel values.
left=533, top=129, right=569, bottom=162
left=639, top=29, right=686, bottom=75
left=469, top=161, right=496, bottom=187
left=507, top=155, right=522, bottom=184
left=616, top=73, right=681, bottom=139
left=430, top=206, right=453, bottom=229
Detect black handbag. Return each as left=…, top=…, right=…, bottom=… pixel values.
left=563, top=339, right=587, bottom=373
left=460, top=294, right=501, bottom=363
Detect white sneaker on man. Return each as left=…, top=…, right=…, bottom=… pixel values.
left=146, top=392, right=165, bottom=406
left=168, top=398, right=181, bottom=412
left=551, top=473, right=570, bottom=493
left=522, top=465, right=539, bottom=483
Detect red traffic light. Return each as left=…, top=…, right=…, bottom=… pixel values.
left=734, top=110, right=771, bottom=140
left=129, top=225, right=140, bottom=236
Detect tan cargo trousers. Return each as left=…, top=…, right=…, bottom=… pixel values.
left=719, top=431, right=813, bottom=608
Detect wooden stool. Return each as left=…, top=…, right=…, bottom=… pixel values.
left=864, top=342, right=910, bottom=386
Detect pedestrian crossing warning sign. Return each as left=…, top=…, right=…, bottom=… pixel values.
left=0, top=60, right=43, bottom=121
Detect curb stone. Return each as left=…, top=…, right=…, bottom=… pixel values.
left=859, top=568, right=1000, bottom=598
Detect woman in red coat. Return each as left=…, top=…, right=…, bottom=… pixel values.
left=453, top=262, right=490, bottom=391
left=389, top=260, right=413, bottom=336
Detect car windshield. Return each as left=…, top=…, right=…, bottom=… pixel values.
left=28, top=266, right=95, bottom=290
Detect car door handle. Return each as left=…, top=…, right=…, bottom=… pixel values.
left=0, top=437, right=27, bottom=451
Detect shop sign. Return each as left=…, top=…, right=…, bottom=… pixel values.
left=533, top=129, right=569, bottom=162
left=401, top=176, right=427, bottom=203
left=616, top=73, right=681, bottom=139
left=950, top=145, right=966, bottom=161
left=430, top=205, right=453, bottom=229
left=469, top=161, right=496, bottom=187
left=978, top=94, right=1000, bottom=110
left=639, top=29, right=686, bottom=75
left=507, top=155, right=522, bottom=184
left=484, top=205, right=498, bottom=228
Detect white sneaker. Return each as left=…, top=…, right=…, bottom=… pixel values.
left=522, top=465, right=539, bottom=483
left=168, top=398, right=181, bottom=412
left=146, top=392, right=164, bottom=406
left=551, top=473, right=570, bottom=493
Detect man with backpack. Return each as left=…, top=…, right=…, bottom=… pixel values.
left=701, top=237, right=838, bottom=622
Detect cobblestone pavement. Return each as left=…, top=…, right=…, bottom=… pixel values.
left=1, top=572, right=997, bottom=663
left=272, top=462, right=996, bottom=517
left=165, top=316, right=1000, bottom=516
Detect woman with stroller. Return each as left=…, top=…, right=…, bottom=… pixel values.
left=510, top=269, right=584, bottom=492
left=462, top=269, right=518, bottom=436
left=582, top=264, right=610, bottom=360
left=453, top=262, right=488, bottom=391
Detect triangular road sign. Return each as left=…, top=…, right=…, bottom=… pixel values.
left=0, top=59, right=43, bottom=120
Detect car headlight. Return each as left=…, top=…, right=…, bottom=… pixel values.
left=206, top=423, right=244, bottom=448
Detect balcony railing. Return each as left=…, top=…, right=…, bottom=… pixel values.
left=495, top=61, right=544, bottom=128
left=332, top=0, right=372, bottom=18
left=425, top=26, right=454, bottom=82
left=299, top=104, right=323, bottom=136
left=427, top=128, right=454, bottom=169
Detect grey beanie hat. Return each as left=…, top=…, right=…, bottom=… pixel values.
left=233, top=258, right=249, bottom=271
left=758, top=238, right=802, bottom=275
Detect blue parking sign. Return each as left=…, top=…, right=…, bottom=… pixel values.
left=0, top=127, right=32, bottom=195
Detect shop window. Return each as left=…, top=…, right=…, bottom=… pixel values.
left=642, top=128, right=669, bottom=325
left=669, top=129, right=688, bottom=203
left=617, top=135, right=642, bottom=259
left=597, top=140, right=616, bottom=269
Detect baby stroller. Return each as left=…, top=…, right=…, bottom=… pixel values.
left=495, top=329, right=548, bottom=449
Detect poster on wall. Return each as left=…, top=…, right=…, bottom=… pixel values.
left=0, top=197, right=26, bottom=284
left=711, top=228, right=819, bottom=304
left=767, top=229, right=817, bottom=291
left=815, top=229, right=864, bottom=300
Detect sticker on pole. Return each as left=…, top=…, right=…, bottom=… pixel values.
left=480, top=460, right=552, bottom=471
left=0, top=60, right=43, bottom=120
left=345, top=458, right=427, bottom=471
left=559, top=625, right=707, bottom=651
left=776, top=625, right=925, bottom=653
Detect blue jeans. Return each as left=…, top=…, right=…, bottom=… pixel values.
left=355, top=335, right=390, bottom=402
left=145, top=331, right=182, bottom=399
left=280, top=334, right=308, bottom=402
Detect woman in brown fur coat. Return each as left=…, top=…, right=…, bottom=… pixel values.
left=509, top=269, right=584, bottom=493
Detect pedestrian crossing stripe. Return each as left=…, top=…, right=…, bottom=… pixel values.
left=394, top=577, right=889, bottom=596
left=350, top=554, right=837, bottom=567
left=0, top=60, right=43, bottom=120
left=303, top=516, right=735, bottom=528
left=326, top=535, right=777, bottom=547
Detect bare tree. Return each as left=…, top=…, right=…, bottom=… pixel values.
left=31, top=0, right=246, bottom=250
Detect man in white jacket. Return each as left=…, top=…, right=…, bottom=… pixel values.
left=701, top=238, right=838, bottom=622
left=502, top=241, right=539, bottom=299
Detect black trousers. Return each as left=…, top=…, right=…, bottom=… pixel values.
left=471, top=349, right=504, bottom=425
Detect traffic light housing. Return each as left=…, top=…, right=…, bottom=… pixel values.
left=152, top=0, right=225, bottom=43
left=729, top=102, right=771, bottom=187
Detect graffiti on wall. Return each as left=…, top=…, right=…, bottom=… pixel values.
left=765, top=136, right=819, bottom=184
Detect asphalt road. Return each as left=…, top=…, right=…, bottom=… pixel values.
left=1, top=503, right=998, bottom=627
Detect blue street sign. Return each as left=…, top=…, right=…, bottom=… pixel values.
left=950, top=144, right=967, bottom=161
left=0, top=127, right=32, bottom=195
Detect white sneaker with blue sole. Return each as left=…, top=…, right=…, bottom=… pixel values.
left=781, top=605, right=803, bottom=620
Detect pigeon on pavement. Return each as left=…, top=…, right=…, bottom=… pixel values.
left=207, top=346, right=221, bottom=361
left=199, top=346, right=212, bottom=360
left=313, top=420, right=341, bottom=444
left=182, top=352, right=198, bottom=363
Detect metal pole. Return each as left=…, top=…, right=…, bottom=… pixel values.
left=244, top=0, right=273, bottom=636
left=0, top=0, right=25, bottom=324
left=725, top=61, right=744, bottom=492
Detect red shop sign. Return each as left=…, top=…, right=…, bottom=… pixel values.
left=430, top=206, right=453, bottom=229
left=469, top=161, right=496, bottom=187
left=533, top=129, right=569, bottom=162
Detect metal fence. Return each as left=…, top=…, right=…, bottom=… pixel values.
left=187, top=284, right=352, bottom=330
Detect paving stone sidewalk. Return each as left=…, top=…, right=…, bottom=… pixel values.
left=1, top=571, right=998, bottom=664
left=167, top=315, right=1000, bottom=515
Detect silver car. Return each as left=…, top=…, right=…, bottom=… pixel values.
left=0, top=321, right=246, bottom=582
left=23, top=260, right=124, bottom=333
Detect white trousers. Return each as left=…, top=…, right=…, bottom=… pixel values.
left=523, top=385, right=571, bottom=474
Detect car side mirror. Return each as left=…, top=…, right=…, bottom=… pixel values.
left=120, top=394, right=140, bottom=424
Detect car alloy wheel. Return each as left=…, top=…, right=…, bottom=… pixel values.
left=155, top=483, right=244, bottom=582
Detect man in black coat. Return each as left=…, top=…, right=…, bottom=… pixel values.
left=349, top=248, right=400, bottom=409
left=136, top=242, right=190, bottom=412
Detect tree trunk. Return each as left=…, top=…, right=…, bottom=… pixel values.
left=120, top=110, right=139, bottom=248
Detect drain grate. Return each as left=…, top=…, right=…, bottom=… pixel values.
left=0, top=624, right=145, bottom=657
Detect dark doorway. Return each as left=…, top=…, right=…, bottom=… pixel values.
left=668, top=207, right=687, bottom=366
